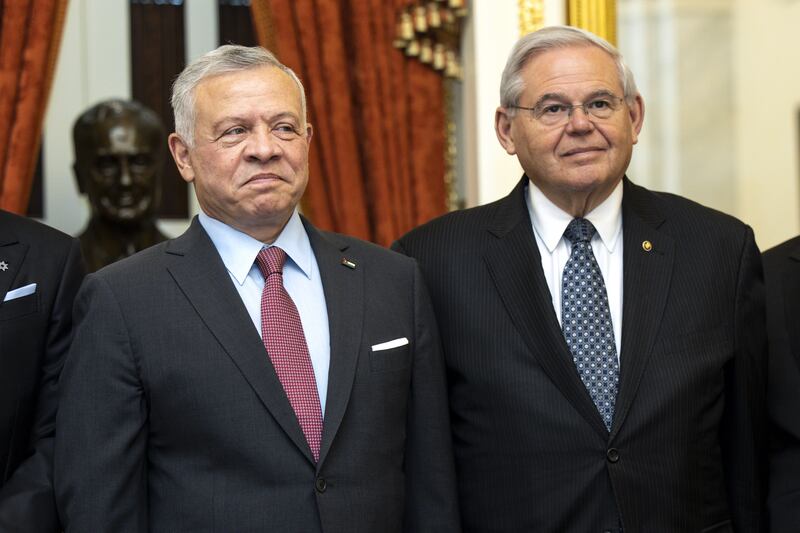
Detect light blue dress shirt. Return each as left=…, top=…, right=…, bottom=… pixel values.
left=199, top=210, right=331, bottom=415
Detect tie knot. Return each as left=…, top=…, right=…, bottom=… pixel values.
left=256, top=246, right=287, bottom=278
left=563, top=218, right=597, bottom=244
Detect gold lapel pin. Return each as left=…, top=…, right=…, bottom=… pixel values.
left=341, top=258, right=356, bottom=269
left=642, top=240, right=653, bottom=252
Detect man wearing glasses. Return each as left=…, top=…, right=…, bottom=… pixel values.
left=395, top=25, right=766, bottom=532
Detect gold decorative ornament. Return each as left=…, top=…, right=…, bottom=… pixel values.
left=433, top=43, right=446, bottom=71
left=567, top=0, right=617, bottom=45
left=427, top=2, right=442, bottom=28
left=420, top=39, right=434, bottom=64
left=414, top=6, right=428, bottom=32
left=394, top=1, right=467, bottom=79
left=393, top=1, right=469, bottom=212
left=443, top=81, right=460, bottom=211
left=518, top=0, right=546, bottom=35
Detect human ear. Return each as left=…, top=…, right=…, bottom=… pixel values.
left=168, top=133, right=195, bottom=183
left=628, top=94, right=645, bottom=144
left=495, top=107, right=517, bottom=155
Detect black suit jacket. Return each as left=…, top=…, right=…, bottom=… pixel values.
left=763, top=236, right=800, bottom=532
left=55, top=216, right=459, bottom=532
left=394, top=177, right=767, bottom=532
left=0, top=210, right=84, bottom=532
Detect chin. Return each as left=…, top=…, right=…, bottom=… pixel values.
left=253, top=196, right=298, bottom=215
left=562, top=176, right=605, bottom=193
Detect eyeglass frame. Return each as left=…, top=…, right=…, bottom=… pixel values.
left=506, top=92, right=629, bottom=126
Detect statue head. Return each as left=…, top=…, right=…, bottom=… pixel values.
left=73, top=99, right=165, bottom=225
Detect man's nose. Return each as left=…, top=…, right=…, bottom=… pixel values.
left=245, top=127, right=283, bottom=161
left=565, top=105, right=595, bottom=134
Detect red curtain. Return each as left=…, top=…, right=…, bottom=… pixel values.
left=252, top=0, right=447, bottom=246
left=0, top=0, right=68, bottom=213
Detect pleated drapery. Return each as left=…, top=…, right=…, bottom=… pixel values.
left=252, top=1, right=449, bottom=246
left=0, top=0, right=68, bottom=213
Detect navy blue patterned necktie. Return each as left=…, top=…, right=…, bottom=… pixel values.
left=561, top=218, right=620, bottom=431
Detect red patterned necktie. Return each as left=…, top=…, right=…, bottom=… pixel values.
left=256, top=246, right=323, bottom=462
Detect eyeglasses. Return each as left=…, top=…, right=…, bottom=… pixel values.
left=509, top=95, right=626, bottom=126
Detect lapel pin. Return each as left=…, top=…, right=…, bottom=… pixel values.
left=642, top=240, right=653, bottom=252
left=341, top=258, right=356, bottom=269
left=0, top=261, right=8, bottom=271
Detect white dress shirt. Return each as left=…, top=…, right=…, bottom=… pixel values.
left=199, top=210, right=331, bottom=415
left=526, top=180, right=624, bottom=360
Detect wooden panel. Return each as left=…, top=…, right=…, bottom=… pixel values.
left=25, top=145, right=43, bottom=218
left=218, top=0, right=257, bottom=47
left=130, top=0, right=188, bottom=218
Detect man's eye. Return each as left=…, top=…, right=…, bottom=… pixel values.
left=272, top=124, right=300, bottom=140
left=587, top=99, right=611, bottom=110
left=274, top=123, right=299, bottom=133
left=223, top=127, right=246, bottom=136
left=541, top=104, right=567, bottom=114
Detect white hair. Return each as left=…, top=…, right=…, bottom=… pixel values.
left=171, top=45, right=306, bottom=146
left=499, top=25, right=638, bottom=115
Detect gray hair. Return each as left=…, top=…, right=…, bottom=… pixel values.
left=171, top=44, right=306, bottom=146
left=499, top=25, right=638, bottom=114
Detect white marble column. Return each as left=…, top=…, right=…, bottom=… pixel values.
left=460, top=0, right=567, bottom=207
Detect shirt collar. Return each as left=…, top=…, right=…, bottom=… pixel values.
left=527, top=179, right=623, bottom=254
left=198, top=209, right=313, bottom=285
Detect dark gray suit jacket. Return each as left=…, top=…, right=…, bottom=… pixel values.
left=763, top=236, right=800, bottom=532
left=394, top=177, right=767, bottom=533
left=54, top=216, right=459, bottom=532
left=0, top=210, right=84, bottom=532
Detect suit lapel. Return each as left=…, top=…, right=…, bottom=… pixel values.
left=483, top=177, right=609, bottom=439
left=0, top=227, right=28, bottom=305
left=303, top=219, right=364, bottom=468
left=166, top=218, right=314, bottom=464
left=784, top=243, right=800, bottom=370
left=611, top=179, right=675, bottom=438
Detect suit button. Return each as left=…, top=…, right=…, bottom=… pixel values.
left=607, top=448, right=620, bottom=463
left=315, top=477, right=327, bottom=493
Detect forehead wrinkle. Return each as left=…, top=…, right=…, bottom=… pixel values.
left=532, top=92, right=569, bottom=106
left=266, top=111, right=302, bottom=124
left=532, top=87, right=620, bottom=108
left=524, top=47, right=623, bottom=98
left=210, top=114, right=250, bottom=131
left=210, top=110, right=302, bottom=132
left=196, top=70, right=304, bottom=135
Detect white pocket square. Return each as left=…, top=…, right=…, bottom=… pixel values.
left=3, top=283, right=37, bottom=302
left=371, top=337, right=409, bottom=351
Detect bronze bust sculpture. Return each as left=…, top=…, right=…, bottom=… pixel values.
left=73, top=99, right=168, bottom=271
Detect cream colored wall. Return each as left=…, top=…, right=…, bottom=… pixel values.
left=466, top=0, right=800, bottom=249
left=619, top=1, right=737, bottom=218
left=41, top=1, right=799, bottom=249
left=41, top=0, right=215, bottom=237
left=733, top=0, right=800, bottom=250
left=43, top=0, right=130, bottom=236
left=461, top=0, right=566, bottom=207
